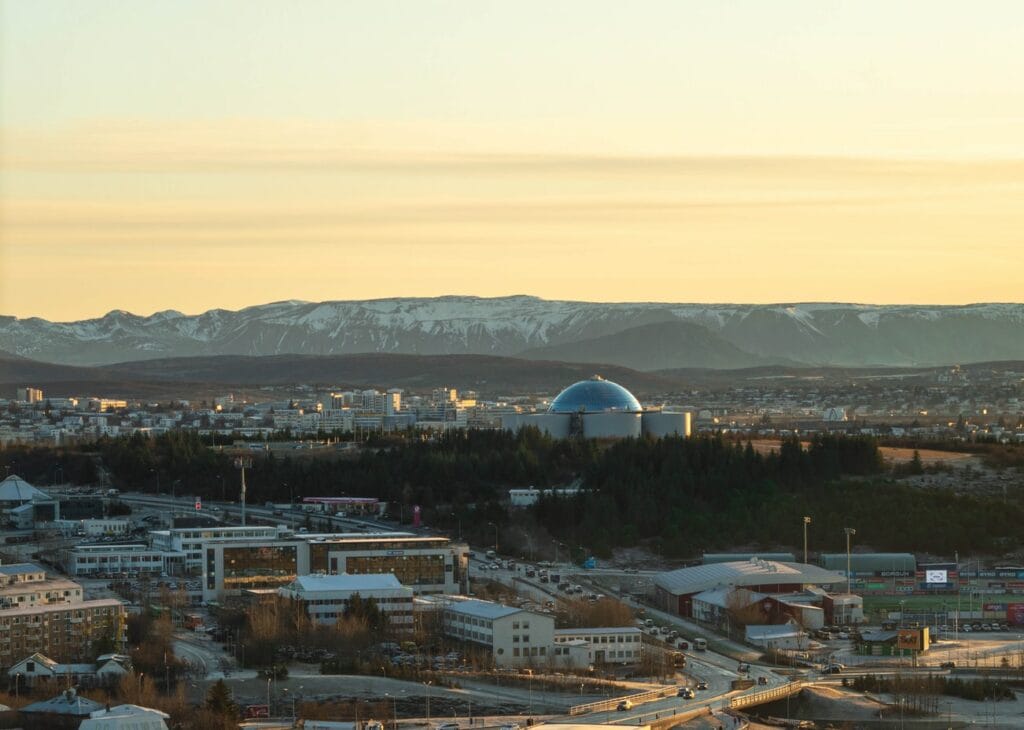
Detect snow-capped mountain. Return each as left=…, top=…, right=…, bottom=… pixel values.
left=3, top=296, right=1024, bottom=369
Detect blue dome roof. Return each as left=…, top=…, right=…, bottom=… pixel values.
left=548, top=376, right=642, bottom=414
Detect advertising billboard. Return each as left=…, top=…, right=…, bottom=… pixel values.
left=926, top=569, right=948, bottom=584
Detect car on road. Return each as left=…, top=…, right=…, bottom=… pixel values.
left=677, top=687, right=695, bottom=699
left=822, top=663, right=844, bottom=674
left=758, top=676, right=768, bottom=685
left=617, top=700, right=633, bottom=711
left=696, top=681, right=708, bottom=690
left=436, top=723, right=460, bottom=730
left=939, top=661, right=956, bottom=669
left=500, top=724, right=521, bottom=730
left=737, top=662, right=750, bottom=673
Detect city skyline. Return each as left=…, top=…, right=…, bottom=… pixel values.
left=2, top=1, right=1024, bottom=320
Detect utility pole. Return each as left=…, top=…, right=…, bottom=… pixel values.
left=803, top=516, right=812, bottom=564
left=235, top=458, right=251, bottom=526
left=844, top=527, right=856, bottom=621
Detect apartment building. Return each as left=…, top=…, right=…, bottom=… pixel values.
left=0, top=564, right=125, bottom=668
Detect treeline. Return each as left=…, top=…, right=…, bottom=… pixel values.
left=849, top=672, right=1016, bottom=703
left=4, top=430, right=1023, bottom=559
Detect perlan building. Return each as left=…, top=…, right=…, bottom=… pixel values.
left=503, top=376, right=690, bottom=439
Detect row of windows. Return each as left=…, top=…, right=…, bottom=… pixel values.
left=303, top=597, right=411, bottom=606
left=555, top=634, right=639, bottom=644
left=77, top=556, right=161, bottom=563
left=512, top=646, right=546, bottom=657
left=449, top=627, right=490, bottom=642
left=448, top=614, right=493, bottom=629
left=551, top=647, right=638, bottom=658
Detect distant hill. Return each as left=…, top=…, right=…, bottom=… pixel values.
left=3, top=296, right=1024, bottom=370
left=518, top=320, right=792, bottom=370
left=2, top=352, right=684, bottom=398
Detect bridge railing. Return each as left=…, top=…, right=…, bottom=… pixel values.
left=728, top=681, right=804, bottom=710
left=568, top=686, right=678, bottom=716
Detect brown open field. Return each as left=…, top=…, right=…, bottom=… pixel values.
left=748, top=440, right=975, bottom=464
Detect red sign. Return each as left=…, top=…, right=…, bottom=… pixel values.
left=1008, top=604, right=1024, bottom=626
left=195, top=499, right=202, bottom=510
left=244, top=705, right=269, bottom=719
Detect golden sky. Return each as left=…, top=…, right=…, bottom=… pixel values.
left=2, top=1, right=1023, bottom=320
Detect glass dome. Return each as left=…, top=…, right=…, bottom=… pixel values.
left=548, top=376, right=642, bottom=414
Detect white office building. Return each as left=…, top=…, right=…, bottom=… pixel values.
left=552, top=626, right=644, bottom=665
left=58, top=544, right=166, bottom=577
left=278, top=573, right=414, bottom=631
left=440, top=598, right=554, bottom=667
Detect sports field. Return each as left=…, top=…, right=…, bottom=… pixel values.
left=862, top=593, right=1018, bottom=614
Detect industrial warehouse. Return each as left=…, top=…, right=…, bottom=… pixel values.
left=653, top=558, right=863, bottom=626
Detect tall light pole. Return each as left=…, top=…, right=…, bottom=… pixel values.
left=266, top=677, right=271, bottom=716
left=424, top=681, right=432, bottom=723
left=803, top=516, right=812, bottom=564
left=955, top=550, right=961, bottom=641
left=844, top=527, right=856, bottom=621
left=487, top=522, right=498, bottom=553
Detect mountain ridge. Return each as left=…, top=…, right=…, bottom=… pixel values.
left=4, top=296, right=1024, bottom=370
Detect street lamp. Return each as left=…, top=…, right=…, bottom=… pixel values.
left=424, top=681, right=432, bottom=723
left=266, top=677, right=271, bottom=716
left=487, top=522, right=498, bottom=553
left=386, top=692, right=397, bottom=730
left=802, top=516, right=812, bottom=564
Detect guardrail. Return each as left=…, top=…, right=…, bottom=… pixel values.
left=728, top=681, right=804, bottom=710
left=568, top=685, right=678, bottom=716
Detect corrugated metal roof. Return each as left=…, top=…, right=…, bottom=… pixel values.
left=444, top=599, right=524, bottom=620
left=654, top=560, right=845, bottom=596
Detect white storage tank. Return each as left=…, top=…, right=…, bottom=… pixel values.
left=642, top=411, right=692, bottom=438
left=583, top=411, right=642, bottom=438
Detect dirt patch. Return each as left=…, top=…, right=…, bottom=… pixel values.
left=748, top=440, right=975, bottom=465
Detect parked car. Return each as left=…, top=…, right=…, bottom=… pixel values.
left=617, top=700, right=633, bottom=711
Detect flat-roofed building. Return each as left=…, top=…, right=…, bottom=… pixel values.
left=150, top=525, right=288, bottom=576
left=0, top=564, right=126, bottom=667
left=57, top=544, right=165, bottom=577
left=200, top=531, right=468, bottom=602
left=552, top=626, right=643, bottom=665
left=278, top=573, right=414, bottom=630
